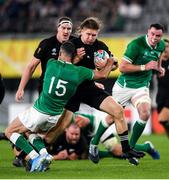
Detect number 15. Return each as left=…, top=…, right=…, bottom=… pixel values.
left=48, top=77, right=68, bottom=96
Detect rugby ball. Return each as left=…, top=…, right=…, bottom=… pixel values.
left=94, top=50, right=109, bottom=63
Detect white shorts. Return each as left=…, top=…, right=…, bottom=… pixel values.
left=18, top=107, right=61, bottom=132
left=112, top=82, right=151, bottom=107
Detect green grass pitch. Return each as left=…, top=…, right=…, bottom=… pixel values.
left=0, top=134, right=169, bottom=179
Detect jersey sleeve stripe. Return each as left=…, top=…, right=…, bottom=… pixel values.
left=123, top=56, right=133, bottom=63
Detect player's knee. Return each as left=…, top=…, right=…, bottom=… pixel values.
left=102, top=137, right=118, bottom=151
left=139, top=109, right=150, bottom=120
left=137, top=103, right=151, bottom=120
left=113, top=105, right=124, bottom=120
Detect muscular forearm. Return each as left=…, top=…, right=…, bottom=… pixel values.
left=120, top=59, right=159, bottom=73
left=17, top=57, right=40, bottom=91
left=119, top=63, right=143, bottom=73
left=17, top=66, right=35, bottom=91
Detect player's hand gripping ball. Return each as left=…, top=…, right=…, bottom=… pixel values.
left=94, top=50, right=109, bottom=70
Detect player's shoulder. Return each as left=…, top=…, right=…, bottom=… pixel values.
left=132, top=35, right=144, bottom=43
left=40, top=35, right=56, bottom=43
left=95, top=39, right=107, bottom=47
left=158, top=39, right=166, bottom=51
left=47, top=58, right=57, bottom=65
left=75, top=65, right=90, bottom=73
left=70, top=36, right=81, bottom=44
left=91, top=39, right=109, bottom=53
left=128, top=35, right=145, bottom=47
left=69, top=35, right=77, bottom=40
left=37, top=35, right=56, bottom=48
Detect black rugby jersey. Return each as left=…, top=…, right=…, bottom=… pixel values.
left=34, top=35, right=75, bottom=92
left=157, top=59, right=169, bottom=89
left=47, top=132, right=88, bottom=157
left=64, top=37, right=113, bottom=112
left=71, top=37, right=112, bottom=69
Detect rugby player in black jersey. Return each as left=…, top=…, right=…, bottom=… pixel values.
left=14, top=16, right=143, bottom=166
left=156, top=39, right=169, bottom=138
left=15, top=16, right=74, bottom=101
left=46, top=17, right=144, bottom=165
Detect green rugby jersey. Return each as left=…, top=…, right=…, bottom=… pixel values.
left=117, top=35, right=165, bottom=88
left=34, top=59, right=94, bottom=115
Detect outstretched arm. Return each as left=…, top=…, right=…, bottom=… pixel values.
left=15, top=57, right=40, bottom=102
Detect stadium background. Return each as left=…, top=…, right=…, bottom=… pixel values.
left=0, top=0, right=169, bottom=135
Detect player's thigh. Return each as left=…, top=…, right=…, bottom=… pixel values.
left=18, top=107, right=54, bottom=132
left=82, top=84, right=110, bottom=110
left=131, top=87, right=151, bottom=118
left=112, top=83, right=132, bottom=107
left=45, top=110, right=73, bottom=143
left=5, top=117, right=28, bottom=137
left=131, top=87, right=150, bottom=107
left=99, top=96, right=123, bottom=118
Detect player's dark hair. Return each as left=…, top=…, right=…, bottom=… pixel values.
left=79, top=17, right=102, bottom=30
left=60, top=41, right=76, bottom=59
left=150, top=23, right=165, bottom=32
left=56, top=16, right=73, bottom=27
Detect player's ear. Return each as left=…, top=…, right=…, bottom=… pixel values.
left=59, top=50, right=62, bottom=57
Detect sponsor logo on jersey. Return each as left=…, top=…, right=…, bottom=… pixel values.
left=52, top=48, right=57, bottom=55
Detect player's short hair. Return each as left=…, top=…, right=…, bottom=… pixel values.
left=56, top=16, right=73, bottom=27
left=79, top=17, right=102, bottom=30
left=60, top=41, right=76, bottom=59
left=149, top=23, right=165, bottom=32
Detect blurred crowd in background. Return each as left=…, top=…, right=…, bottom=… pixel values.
left=0, top=0, right=149, bottom=34
left=1, top=0, right=169, bottom=34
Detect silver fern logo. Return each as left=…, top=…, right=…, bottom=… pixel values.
left=51, top=48, right=57, bottom=55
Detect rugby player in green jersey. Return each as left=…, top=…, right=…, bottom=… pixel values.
left=108, top=23, right=165, bottom=159
left=5, top=41, right=113, bottom=172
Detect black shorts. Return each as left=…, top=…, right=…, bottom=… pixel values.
left=65, top=80, right=110, bottom=112
left=156, top=87, right=169, bottom=113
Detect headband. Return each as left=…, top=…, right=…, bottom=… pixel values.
left=58, top=20, right=73, bottom=27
